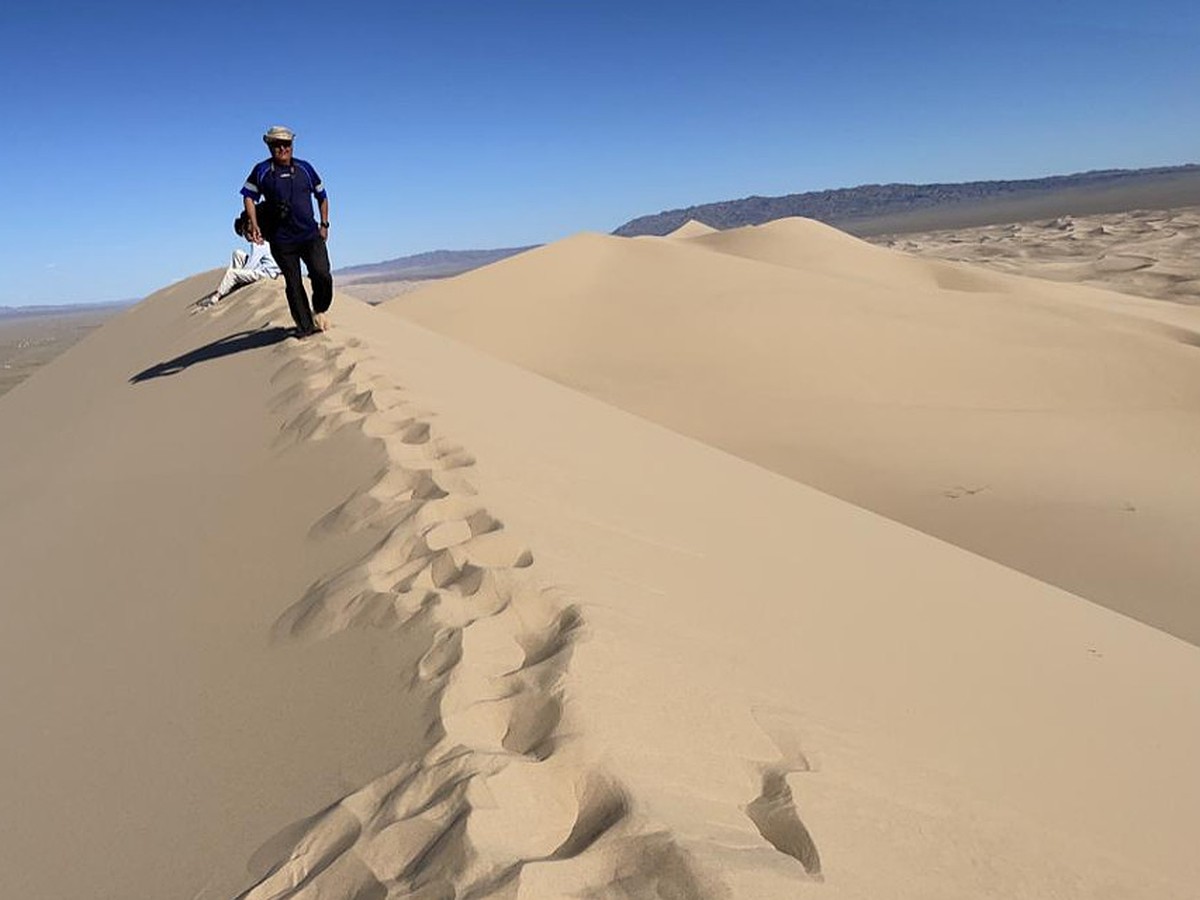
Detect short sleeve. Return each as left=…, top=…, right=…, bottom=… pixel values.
left=240, top=165, right=262, bottom=201
left=301, top=161, right=327, bottom=200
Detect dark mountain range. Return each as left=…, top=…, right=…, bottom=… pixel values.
left=335, top=246, right=538, bottom=284
left=613, top=164, right=1200, bottom=237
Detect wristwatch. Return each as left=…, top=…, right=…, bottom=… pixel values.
left=320, top=221, right=330, bottom=228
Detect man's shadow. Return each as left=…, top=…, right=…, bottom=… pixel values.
left=130, top=325, right=292, bottom=383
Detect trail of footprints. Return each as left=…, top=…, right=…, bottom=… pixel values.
left=231, top=312, right=727, bottom=899
left=214, top=289, right=821, bottom=896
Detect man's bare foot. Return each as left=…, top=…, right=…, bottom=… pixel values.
left=314, top=313, right=331, bottom=332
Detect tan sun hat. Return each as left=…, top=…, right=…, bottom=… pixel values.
left=262, top=125, right=296, bottom=144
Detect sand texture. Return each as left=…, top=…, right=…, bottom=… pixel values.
left=384, top=217, right=1200, bottom=644
left=0, top=227, right=1197, bottom=898
left=873, top=205, right=1200, bottom=303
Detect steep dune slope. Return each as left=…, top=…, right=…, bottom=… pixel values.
left=382, top=219, right=1200, bottom=642
left=0, top=277, right=426, bottom=897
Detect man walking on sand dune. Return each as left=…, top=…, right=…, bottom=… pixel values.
left=241, top=125, right=333, bottom=336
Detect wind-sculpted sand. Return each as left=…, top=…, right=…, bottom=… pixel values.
left=384, top=217, right=1200, bottom=644
left=872, top=205, right=1200, bottom=303
left=240, top=326, right=694, bottom=899
left=1, top=242, right=1199, bottom=897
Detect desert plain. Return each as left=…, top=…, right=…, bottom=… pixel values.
left=0, top=206, right=1198, bottom=899
left=0, top=306, right=120, bottom=398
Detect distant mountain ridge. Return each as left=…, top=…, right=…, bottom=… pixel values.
left=0, top=299, right=134, bottom=319
left=333, top=164, right=1200, bottom=285
left=613, top=164, right=1200, bottom=237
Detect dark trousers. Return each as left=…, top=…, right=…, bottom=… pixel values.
left=271, top=237, right=333, bottom=331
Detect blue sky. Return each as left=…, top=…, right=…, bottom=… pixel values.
left=2, top=0, right=1197, bottom=306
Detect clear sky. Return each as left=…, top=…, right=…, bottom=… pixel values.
left=2, top=0, right=1197, bottom=306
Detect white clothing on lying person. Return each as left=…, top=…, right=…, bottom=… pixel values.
left=206, top=244, right=281, bottom=304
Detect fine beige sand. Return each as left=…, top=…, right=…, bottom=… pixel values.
left=0, top=225, right=1197, bottom=898
left=383, top=217, right=1200, bottom=644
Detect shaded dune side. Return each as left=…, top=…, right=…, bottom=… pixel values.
left=230, top=315, right=750, bottom=898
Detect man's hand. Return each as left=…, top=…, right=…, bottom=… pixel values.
left=249, top=226, right=264, bottom=245
left=319, top=225, right=329, bottom=242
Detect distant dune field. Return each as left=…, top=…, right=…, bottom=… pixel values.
left=872, top=205, right=1200, bottom=304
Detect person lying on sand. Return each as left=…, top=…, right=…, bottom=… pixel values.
left=196, top=213, right=281, bottom=308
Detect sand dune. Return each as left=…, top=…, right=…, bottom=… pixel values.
left=664, top=218, right=718, bottom=239
left=383, top=218, right=1200, bottom=643
left=0, top=267, right=1197, bottom=897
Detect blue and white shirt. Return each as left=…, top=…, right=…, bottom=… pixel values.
left=241, top=158, right=327, bottom=245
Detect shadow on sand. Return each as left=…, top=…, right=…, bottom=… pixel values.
left=130, top=325, right=292, bottom=383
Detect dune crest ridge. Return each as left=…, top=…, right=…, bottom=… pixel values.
left=236, top=317, right=731, bottom=898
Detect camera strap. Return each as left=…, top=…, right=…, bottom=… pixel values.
left=266, top=161, right=313, bottom=213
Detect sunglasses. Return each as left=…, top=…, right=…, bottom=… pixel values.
left=269, top=141, right=293, bottom=150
